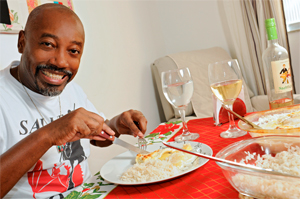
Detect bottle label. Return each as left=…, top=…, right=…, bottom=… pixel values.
left=271, top=59, right=293, bottom=93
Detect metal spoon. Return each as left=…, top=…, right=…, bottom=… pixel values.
left=221, top=104, right=262, bottom=129
left=162, top=142, right=299, bottom=178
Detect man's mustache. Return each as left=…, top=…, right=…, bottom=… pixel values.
left=36, top=64, right=73, bottom=80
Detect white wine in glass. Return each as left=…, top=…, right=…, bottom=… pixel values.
left=211, top=79, right=243, bottom=106
left=208, top=59, right=247, bottom=138
left=162, top=67, right=199, bottom=142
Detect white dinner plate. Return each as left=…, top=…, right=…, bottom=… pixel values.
left=100, top=141, right=213, bottom=185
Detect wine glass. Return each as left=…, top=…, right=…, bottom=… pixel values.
left=208, top=59, right=247, bottom=138
left=161, top=67, right=199, bottom=142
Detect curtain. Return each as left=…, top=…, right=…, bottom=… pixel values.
left=220, top=0, right=292, bottom=96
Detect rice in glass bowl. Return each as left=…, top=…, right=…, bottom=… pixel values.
left=215, top=135, right=300, bottom=199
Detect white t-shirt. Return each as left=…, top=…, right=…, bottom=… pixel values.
left=0, top=61, right=106, bottom=199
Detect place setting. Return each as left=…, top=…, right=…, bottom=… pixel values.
left=100, top=66, right=214, bottom=185
left=98, top=66, right=214, bottom=190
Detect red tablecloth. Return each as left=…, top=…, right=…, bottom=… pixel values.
left=106, top=117, right=252, bottom=199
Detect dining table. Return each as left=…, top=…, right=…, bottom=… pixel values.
left=66, top=117, right=253, bottom=199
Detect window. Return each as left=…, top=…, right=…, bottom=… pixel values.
left=283, top=0, right=300, bottom=32
left=282, top=0, right=300, bottom=32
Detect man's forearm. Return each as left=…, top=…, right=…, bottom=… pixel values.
left=0, top=129, right=52, bottom=198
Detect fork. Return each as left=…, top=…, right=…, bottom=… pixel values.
left=134, top=121, right=148, bottom=151
left=138, top=137, right=147, bottom=151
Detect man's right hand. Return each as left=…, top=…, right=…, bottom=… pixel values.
left=44, top=107, right=115, bottom=146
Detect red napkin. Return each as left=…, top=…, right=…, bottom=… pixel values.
left=218, top=98, right=247, bottom=124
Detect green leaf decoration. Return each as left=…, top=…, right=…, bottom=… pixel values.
left=160, top=137, right=168, bottom=140
left=13, top=12, right=17, bottom=20
left=93, top=190, right=106, bottom=193
left=11, top=10, right=14, bottom=12
left=99, top=175, right=105, bottom=181
left=164, top=132, right=172, bottom=136
left=145, top=133, right=159, bottom=138
left=64, top=191, right=81, bottom=199
left=93, top=188, right=99, bottom=193
left=83, top=183, right=94, bottom=188
left=94, top=171, right=100, bottom=176
left=80, top=194, right=102, bottom=199
left=15, top=15, right=19, bottom=23
left=97, top=182, right=114, bottom=186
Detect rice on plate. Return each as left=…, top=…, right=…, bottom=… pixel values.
left=120, top=143, right=198, bottom=183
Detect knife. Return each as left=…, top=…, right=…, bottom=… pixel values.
left=99, top=131, right=149, bottom=154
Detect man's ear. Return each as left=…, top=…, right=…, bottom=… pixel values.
left=17, top=30, right=25, bottom=53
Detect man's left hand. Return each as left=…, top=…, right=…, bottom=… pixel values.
left=106, top=109, right=147, bottom=138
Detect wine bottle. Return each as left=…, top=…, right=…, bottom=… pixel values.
left=262, top=18, right=294, bottom=109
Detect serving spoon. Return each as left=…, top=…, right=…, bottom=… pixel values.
left=162, top=141, right=299, bottom=178
left=221, top=104, right=262, bottom=129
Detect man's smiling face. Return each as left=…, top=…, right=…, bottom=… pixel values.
left=18, top=5, right=85, bottom=96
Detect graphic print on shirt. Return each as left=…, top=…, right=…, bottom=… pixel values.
left=60, top=140, right=87, bottom=190
left=28, top=140, right=86, bottom=198
left=25, top=103, right=87, bottom=198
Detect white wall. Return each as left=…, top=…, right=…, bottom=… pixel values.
left=0, top=34, right=21, bottom=68
left=155, top=1, right=229, bottom=54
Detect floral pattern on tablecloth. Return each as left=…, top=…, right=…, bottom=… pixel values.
left=66, top=121, right=183, bottom=198
left=65, top=172, right=115, bottom=199
left=143, top=121, right=182, bottom=144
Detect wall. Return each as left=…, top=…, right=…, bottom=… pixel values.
left=0, top=34, right=21, bottom=68
left=155, top=1, right=229, bottom=54
left=0, top=1, right=230, bottom=133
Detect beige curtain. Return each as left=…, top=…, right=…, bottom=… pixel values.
left=220, top=0, right=290, bottom=96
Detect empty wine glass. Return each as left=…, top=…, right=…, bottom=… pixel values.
left=161, top=67, right=199, bottom=142
left=208, top=59, right=247, bottom=138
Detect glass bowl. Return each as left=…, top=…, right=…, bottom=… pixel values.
left=215, top=135, right=300, bottom=199
left=238, top=104, right=300, bottom=137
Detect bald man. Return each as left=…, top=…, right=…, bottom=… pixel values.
left=0, top=4, right=147, bottom=198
